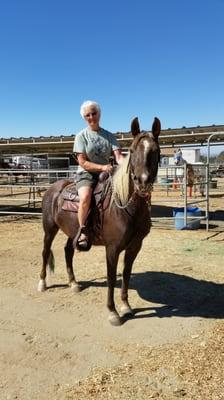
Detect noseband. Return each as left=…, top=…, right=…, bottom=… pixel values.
left=130, top=171, right=154, bottom=197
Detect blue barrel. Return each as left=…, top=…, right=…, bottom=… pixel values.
left=160, top=178, right=173, bottom=186
left=173, top=207, right=201, bottom=230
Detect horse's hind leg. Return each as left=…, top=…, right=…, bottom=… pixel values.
left=64, top=238, right=81, bottom=293
left=121, top=240, right=143, bottom=317
left=38, top=226, right=58, bottom=292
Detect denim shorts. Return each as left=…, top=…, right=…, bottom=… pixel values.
left=75, top=171, right=99, bottom=190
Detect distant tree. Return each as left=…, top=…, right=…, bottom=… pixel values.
left=200, top=154, right=217, bottom=163
left=200, top=155, right=207, bottom=163
left=217, top=151, right=224, bottom=162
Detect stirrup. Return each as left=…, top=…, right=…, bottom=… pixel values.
left=77, top=231, right=88, bottom=248
left=73, top=226, right=91, bottom=251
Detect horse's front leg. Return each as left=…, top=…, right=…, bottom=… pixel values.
left=106, top=245, right=121, bottom=326
left=121, top=239, right=143, bottom=318
left=64, top=238, right=82, bottom=293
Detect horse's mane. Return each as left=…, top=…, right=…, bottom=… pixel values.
left=111, top=152, right=131, bottom=205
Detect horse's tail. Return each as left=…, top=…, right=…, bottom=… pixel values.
left=47, top=249, right=55, bottom=273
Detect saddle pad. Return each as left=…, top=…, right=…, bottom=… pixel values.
left=61, top=183, right=79, bottom=202
left=62, top=200, right=79, bottom=212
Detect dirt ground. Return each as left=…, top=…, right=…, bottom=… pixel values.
left=1, top=207, right=224, bottom=399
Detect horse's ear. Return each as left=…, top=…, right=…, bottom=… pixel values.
left=131, top=117, right=141, bottom=137
left=152, top=117, right=161, bottom=139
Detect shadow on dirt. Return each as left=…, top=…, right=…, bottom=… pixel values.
left=152, top=204, right=224, bottom=222
left=209, top=209, right=224, bottom=221
left=78, top=271, right=224, bottom=321
left=151, top=204, right=224, bottom=231
left=128, top=271, right=224, bottom=320
left=151, top=204, right=173, bottom=218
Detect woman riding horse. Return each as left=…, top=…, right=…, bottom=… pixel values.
left=38, top=116, right=161, bottom=325
left=74, top=100, right=124, bottom=249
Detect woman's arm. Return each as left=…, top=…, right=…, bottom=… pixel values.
left=77, top=153, right=113, bottom=173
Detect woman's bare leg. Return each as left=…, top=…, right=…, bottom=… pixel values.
left=77, top=186, right=93, bottom=228
left=75, top=186, right=93, bottom=248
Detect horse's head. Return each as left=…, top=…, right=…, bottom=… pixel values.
left=130, top=117, right=161, bottom=196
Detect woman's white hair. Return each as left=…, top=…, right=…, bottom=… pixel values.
left=80, top=100, right=101, bottom=119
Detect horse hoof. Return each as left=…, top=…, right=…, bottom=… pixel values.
left=120, top=305, right=134, bottom=318
left=108, top=312, right=122, bottom=326
left=71, top=282, right=82, bottom=293
left=38, top=279, right=46, bottom=292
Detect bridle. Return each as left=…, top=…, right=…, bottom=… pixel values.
left=110, top=167, right=154, bottom=211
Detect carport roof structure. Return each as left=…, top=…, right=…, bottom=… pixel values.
left=0, top=124, right=224, bottom=155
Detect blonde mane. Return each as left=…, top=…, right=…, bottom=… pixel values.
left=111, top=152, right=131, bottom=206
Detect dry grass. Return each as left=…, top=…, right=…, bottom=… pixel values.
left=63, top=321, right=224, bottom=399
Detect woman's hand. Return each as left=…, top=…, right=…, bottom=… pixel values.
left=102, top=164, right=113, bottom=173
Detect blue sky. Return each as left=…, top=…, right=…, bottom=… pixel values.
left=0, top=0, right=224, bottom=143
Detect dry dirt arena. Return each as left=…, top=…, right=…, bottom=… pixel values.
left=1, top=213, right=224, bottom=399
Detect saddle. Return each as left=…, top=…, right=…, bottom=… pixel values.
left=61, top=184, right=80, bottom=212
left=61, top=172, right=110, bottom=213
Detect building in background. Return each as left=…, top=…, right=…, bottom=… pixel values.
left=160, top=148, right=201, bottom=166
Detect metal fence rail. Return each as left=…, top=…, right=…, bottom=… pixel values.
left=0, top=168, right=77, bottom=214
left=0, top=165, right=222, bottom=231
left=151, top=164, right=209, bottom=230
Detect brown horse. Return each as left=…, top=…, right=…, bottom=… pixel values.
left=38, top=116, right=161, bottom=325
